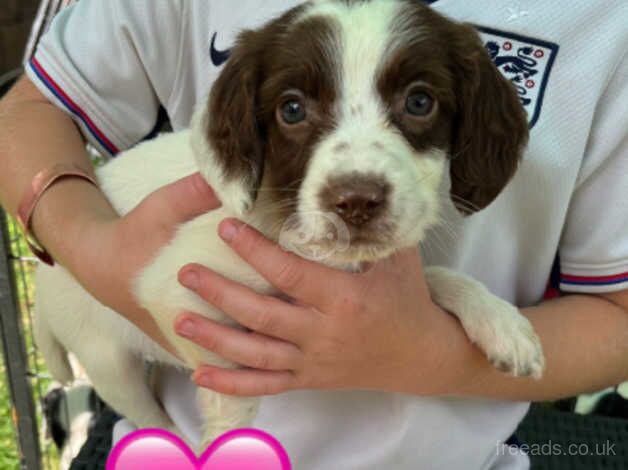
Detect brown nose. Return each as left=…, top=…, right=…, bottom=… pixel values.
left=324, top=177, right=389, bottom=227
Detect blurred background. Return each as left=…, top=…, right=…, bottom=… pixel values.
left=0, top=0, right=39, bottom=74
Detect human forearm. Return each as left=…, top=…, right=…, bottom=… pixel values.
left=448, top=292, right=628, bottom=401
left=0, top=76, right=118, bottom=269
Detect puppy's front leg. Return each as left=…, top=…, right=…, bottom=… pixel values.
left=196, top=388, right=259, bottom=451
left=425, top=267, right=545, bottom=379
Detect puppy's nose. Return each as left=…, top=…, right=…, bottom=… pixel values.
left=326, top=177, right=388, bottom=227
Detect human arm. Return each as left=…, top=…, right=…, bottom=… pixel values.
left=0, top=77, right=129, bottom=289
left=0, top=77, right=221, bottom=355
left=0, top=0, right=226, bottom=354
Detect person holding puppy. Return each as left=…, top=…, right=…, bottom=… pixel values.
left=0, top=1, right=627, bottom=469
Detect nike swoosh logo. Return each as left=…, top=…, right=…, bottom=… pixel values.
left=210, top=32, right=231, bottom=67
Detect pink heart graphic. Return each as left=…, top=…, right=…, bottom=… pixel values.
left=106, top=428, right=292, bottom=470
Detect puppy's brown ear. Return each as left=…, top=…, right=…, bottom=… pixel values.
left=449, top=24, right=529, bottom=215
left=193, top=31, right=265, bottom=215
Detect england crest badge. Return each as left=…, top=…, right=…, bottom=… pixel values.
left=477, top=26, right=559, bottom=128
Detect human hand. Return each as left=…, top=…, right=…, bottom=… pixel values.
left=70, top=173, right=221, bottom=356
left=175, top=220, right=478, bottom=396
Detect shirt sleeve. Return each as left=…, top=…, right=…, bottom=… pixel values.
left=558, top=52, right=628, bottom=293
left=24, top=0, right=183, bottom=156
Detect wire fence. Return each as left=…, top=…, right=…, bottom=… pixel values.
left=1, top=211, right=59, bottom=470
left=0, top=2, right=79, bottom=463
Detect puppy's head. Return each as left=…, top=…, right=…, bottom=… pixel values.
left=193, top=0, right=528, bottom=263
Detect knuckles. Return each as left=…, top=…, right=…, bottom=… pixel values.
left=274, top=255, right=306, bottom=292
left=202, top=280, right=225, bottom=308
left=198, top=327, right=223, bottom=353
left=251, top=352, right=276, bottom=371
left=253, top=302, right=281, bottom=335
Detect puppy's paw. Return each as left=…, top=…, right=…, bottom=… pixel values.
left=465, top=300, right=545, bottom=379
left=486, top=313, right=545, bottom=379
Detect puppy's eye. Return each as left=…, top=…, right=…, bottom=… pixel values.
left=405, top=92, right=434, bottom=117
left=281, top=99, right=307, bottom=124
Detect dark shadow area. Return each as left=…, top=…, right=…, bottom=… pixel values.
left=0, top=0, right=40, bottom=74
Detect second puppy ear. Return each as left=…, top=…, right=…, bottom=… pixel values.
left=448, top=24, right=529, bottom=215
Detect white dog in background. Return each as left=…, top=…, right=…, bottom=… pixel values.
left=35, top=0, right=544, bottom=451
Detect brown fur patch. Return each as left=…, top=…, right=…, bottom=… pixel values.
left=378, top=1, right=528, bottom=214
left=206, top=8, right=341, bottom=211
left=447, top=22, right=529, bottom=213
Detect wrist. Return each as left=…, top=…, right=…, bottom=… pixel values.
left=402, top=303, right=489, bottom=396
left=30, top=177, right=119, bottom=268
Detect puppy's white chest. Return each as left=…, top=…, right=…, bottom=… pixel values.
left=136, top=209, right=273, bottom=324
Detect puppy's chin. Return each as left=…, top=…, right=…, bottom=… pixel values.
left=278, top=235, right=397, bottom=269
left=276, top=216, right=425, bottom=267
left=328, top=244, right=400, bottom=265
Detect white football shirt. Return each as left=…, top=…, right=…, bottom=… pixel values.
left=26, top=1, right=628, bottom=469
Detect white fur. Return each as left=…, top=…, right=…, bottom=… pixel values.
left=35, top=0, right=544, bottom=452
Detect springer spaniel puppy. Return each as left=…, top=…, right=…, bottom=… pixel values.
left=35, top=0, right=544, bottom=450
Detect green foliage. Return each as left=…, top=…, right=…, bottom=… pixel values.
left=1, top=216, right=59, bottom=469
left=0, top=355, right=20, bottom=470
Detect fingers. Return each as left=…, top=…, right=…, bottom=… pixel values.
left=139, top=172, right=221, bottom=228
left=175, top=313, right=302, bottom=371
left=192, top=365, right=297, bottom=396
left=178, top=265, right=315, bottom=343
left=217, top=218, right=354, bottom=309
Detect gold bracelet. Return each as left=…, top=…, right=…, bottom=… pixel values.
left=17, top=163, right=98, bottom=266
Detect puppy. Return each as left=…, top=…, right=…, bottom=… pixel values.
left=35, top=0, right=544, bottom=450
